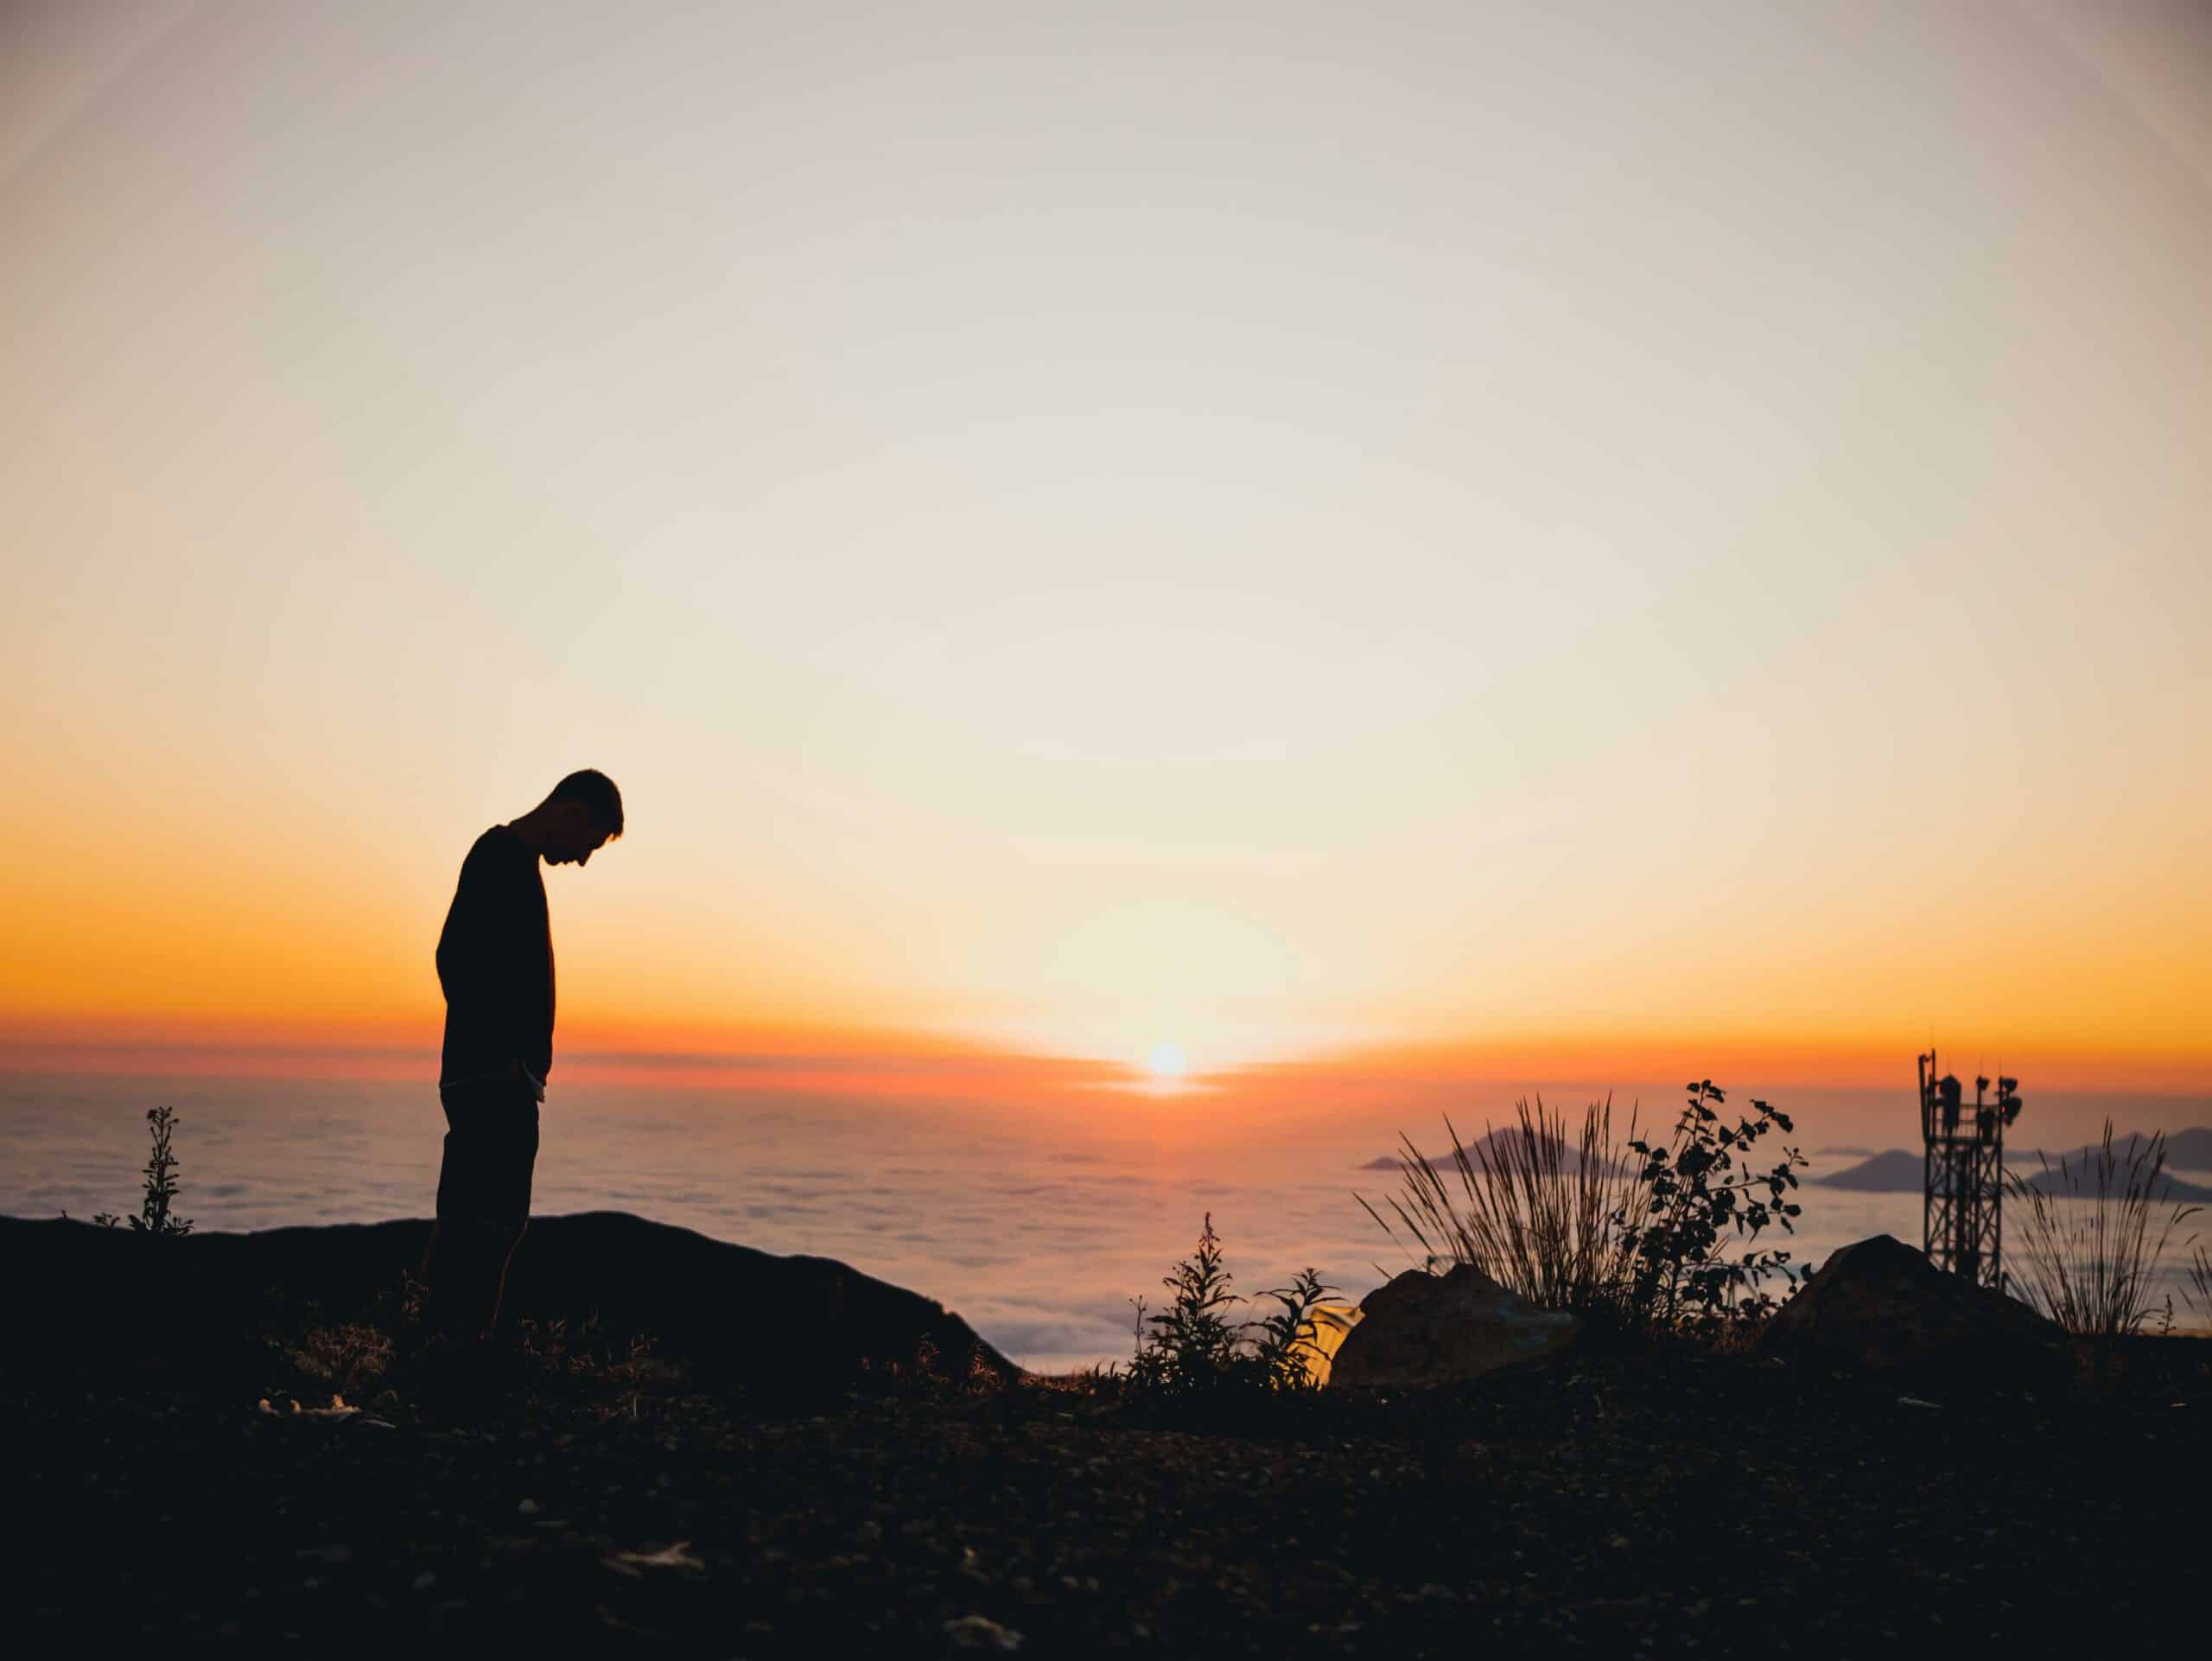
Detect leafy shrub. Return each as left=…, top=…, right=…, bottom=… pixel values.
left=2004, top=1121, right=2200, bottom=1340
left=1126, top=1215, right=1338, bottom=1395
left=1358, top=1094, right=1647, bottom=1316
left=93, top=1106, right=195, bottom=1237
left=1617, top=1081, right=1806, bottom=1328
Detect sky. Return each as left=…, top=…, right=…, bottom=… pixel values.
left=2, top=1, right=2208, bottom=1111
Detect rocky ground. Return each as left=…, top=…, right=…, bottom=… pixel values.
left=13, top=1329, right=2208, bottom=1654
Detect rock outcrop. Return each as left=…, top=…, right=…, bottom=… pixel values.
left=1328, top=1263, right=1580, bottom=1388
left=1, top=1211, right=1019, bottom=1390
left=1756, top=1232, right=2066, bottom=1389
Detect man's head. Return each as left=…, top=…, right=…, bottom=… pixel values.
left=531, top=769, right=624, bottom=867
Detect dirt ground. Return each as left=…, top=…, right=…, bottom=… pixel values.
left=13, top=1333, right=2206, bottom=1654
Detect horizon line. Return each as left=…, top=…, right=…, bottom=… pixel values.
left=0, top=1032, right=2204, bottom=1098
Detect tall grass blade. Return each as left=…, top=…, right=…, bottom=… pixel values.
left=2002, top=1121, right=2200, bottom=1340
left=1357, top=1095, right=1646, bottom=1317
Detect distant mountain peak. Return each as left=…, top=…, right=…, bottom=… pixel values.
left=1359, top=1123, right=1626, bottom=1175
left=1812, top=1128, right=2212, bottom=1198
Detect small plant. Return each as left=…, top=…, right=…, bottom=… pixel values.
left=1615, top=1081, right=1805, bottom=1327
left=2004, top=1122, right=2200, bottom=1340
left=1126, top=1215, right=1338, bottom=1394
left=289, top=1322, right=395, bottom=1394
left=93, top=1106, right=195, bottom=1237
left=854, top=1331, right=1007, bottom=1400
left=511, top=1310, right=684, bottom=1403
left=1248, top=1268, right=1343, bottom=1390
left=1129, top=1213, right=1237, bottom=1387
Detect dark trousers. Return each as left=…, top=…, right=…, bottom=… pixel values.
left=420, top=1076, right=540, bottom=1340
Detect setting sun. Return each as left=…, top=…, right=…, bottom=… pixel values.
left=1147, top=1042, right=1188, bottom=1084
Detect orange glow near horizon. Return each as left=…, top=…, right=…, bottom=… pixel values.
left=3, top=1014, right=2202, bottom=1104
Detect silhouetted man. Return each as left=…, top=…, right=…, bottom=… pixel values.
left=420, top=769, right=623, bottom=1352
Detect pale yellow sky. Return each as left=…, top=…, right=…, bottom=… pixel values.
left=2, top=1, right=2207, bottom=1083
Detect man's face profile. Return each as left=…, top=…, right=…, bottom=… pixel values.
left=544, top=803, right=615, bottom=868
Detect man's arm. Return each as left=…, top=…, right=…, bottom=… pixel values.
left=437, top=835, right=543, bottom=1094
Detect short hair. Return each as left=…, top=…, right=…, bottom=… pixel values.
left=546, top=768, right=624, bottom=837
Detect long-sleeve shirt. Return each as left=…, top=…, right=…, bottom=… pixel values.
left=435, top=825, right=554, bottom=1088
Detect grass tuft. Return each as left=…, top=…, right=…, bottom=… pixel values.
left=1357, top=1094, right=1649, bottom=1317
left=2186, top=1246, right=2212, bottom=1328
left=2003, top=1120, right=2201, bottom=1340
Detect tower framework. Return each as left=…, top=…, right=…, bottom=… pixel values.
left=1918, top=1051, right=2022, bottom=1289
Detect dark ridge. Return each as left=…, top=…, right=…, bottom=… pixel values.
left=2169, top=1125, right=2212, bottom=1169
left=0, top=1210, right=1018, bottom=1388
left=2016, top=1167, right=2212, bottom=1202
left=2031, top=1126, right=2212, bottom=1174
left=1814, top=1135, right=2212, bottom=1200
left=1358, top=1124, right=1629, bottom=1175
left=1811, top=1149, right=1925, bottom=1192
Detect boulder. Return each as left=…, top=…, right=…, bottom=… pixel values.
left=1328, top=1263, right=1581, bottom=1388
left=1756, top=1233, right=2067, bottom=1389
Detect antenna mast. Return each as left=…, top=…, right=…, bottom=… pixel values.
left=1918, top=1050, right=2023, bottom=1289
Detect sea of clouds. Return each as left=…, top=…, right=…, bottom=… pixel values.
left=5, top=1072, right=2206, bottom=1369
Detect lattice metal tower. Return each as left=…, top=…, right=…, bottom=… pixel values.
left=1919, top=1051, right=2022, bottom=1289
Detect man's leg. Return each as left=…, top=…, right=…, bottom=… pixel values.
left=420, top=1218, right=524, bottom=1341
left=423, top=1079, right=540, bottom=1342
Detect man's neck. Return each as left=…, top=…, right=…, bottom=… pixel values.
left=503, top=811, right=551, bottom=860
